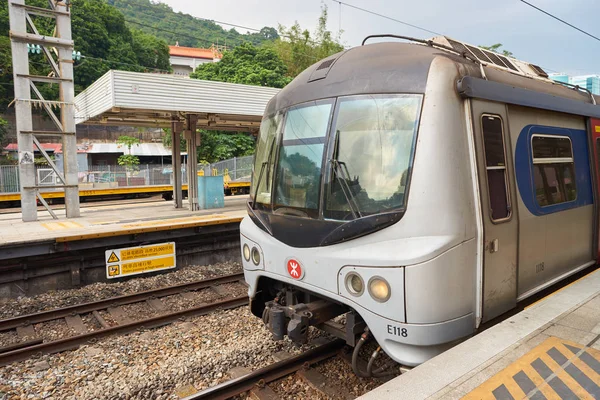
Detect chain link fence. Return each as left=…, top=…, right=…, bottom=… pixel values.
left=0, top=155, right=254, bottom=193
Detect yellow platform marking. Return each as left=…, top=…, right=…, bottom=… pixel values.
left=120, top=214, right=227, bottom=228
left=55, top=216, right=243, bottom=243
left=0, top=184, right=189, bottom=202
left=462, top=336, right=600, bottom=400
left=41, top=221, right=83, bottom=231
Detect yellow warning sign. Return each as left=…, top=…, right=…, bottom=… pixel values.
left=596, top=126, right=600, bottom=133
left=105, top=242, right=176, bottom=279
left=120, top=243, right=174, bottom=261
left=107, top=265, right=120, bottom=277
left=107, top=252, right=120, bottom=263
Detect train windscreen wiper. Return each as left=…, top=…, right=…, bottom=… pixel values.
left=331, top=159, right=362, bottom=219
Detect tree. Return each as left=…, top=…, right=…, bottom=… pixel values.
left=479, top=43, right=514, bottom=57
left=197, top=131, right=255, bottom=164
left=0, top=117, right=7, bottom=146
left=108, top=0, right=277, bottom=48
left=270, top=4, right=344, bottom=77
left=162, top=128, right=255, bottom=165
left=191, top=42, right=291, bottom=88
left=116, top=135, right=140, bottom=184
left=0, top=0, right=172, bottom=110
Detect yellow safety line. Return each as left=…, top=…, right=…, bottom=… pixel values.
left=55, top=217, right=243, bottom=242
left=0, top=185, right=190, bottom=201
left=524, top=268, right=598, bottom=310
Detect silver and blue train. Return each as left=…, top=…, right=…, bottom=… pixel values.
left=239, top=35, right=600, bottom=373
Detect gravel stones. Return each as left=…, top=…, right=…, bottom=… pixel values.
left=0, top=261, right=388, bottom=399
left=0, top=261, right=242, bottom=320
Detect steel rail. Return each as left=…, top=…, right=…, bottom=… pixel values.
left=0, top=295, right=249, bottom=366
left=184, top=339, right=346, bottom=400
left=0, top=272, right=244, bottom=331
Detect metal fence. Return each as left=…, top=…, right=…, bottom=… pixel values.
left=207, top=155, right=253, bottom=181
left=0, top=155, right=254, bottom=193
left=0, top=165, right=19, bottom=193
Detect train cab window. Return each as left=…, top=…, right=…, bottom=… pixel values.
left=532, top=135, right=576, bottom=207
left=481, top=115, right=511, bottom=221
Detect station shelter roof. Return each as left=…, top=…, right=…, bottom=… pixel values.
left=74, top=70, right=281, bottom=131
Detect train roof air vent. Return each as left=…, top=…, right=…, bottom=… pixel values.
left=430, top=36, right=551, bottom=81
left=529, top=64, right=549, bottom=78
left=308, top=57, right=338, bottom=82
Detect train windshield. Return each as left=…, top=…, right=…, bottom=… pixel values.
left=251, top=94, right=422, bottom=221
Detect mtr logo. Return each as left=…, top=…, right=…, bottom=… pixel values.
left=286, top=258, right=304, bottom=280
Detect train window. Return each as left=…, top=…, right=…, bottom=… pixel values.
left=532, top=135, right=576, bottom=207
left=481, top=115, right=510, bottom=221
left=251, top=113, right=282, bottom=208
left=324, top=94, right=422, bottom=219
left=273, top=100, right=333, bottom=216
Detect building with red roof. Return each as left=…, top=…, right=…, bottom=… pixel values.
left=169, top=43, right=223, bottom=77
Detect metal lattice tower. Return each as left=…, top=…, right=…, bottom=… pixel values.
left=8, top=0, right=80, bottom=221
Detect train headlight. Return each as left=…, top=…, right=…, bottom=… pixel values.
left=243, top=244, right=251, bottom=262
left=251, top=247, right=261, bottom=266
left=368, top=277, right=391, bottom=302
left=345, top=273, right=364, bottom=296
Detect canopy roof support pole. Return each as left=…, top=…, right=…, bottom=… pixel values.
left=185, top=114, right=199, bottom=211
left=171, top=118, right=183, bottom=209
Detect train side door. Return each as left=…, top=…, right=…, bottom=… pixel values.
left=590, top=118, right=600, bottom=260
left=471, top=100, right=519, bottom=323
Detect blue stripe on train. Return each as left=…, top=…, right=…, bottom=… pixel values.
left=514, top=125, right=593, bottom=216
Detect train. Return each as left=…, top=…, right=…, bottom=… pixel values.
left=239, top=34, right=600, bottom=376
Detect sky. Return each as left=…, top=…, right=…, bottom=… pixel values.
left=162, top=0, right=600, bottom=76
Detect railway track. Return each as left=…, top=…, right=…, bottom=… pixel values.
left=0, top=272, right=247, bottom=366
left=186, top=338, right=351, bottom=400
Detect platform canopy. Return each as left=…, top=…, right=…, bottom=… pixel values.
left=74, top=70, right=280, bottom=131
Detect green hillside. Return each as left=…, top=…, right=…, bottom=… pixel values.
left=107, top=0, right=278, bottom=49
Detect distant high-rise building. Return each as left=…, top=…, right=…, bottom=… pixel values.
left=550, top=74, right=600, bottom=95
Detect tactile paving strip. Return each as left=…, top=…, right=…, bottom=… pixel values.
left=463, top=336, right=600, bottom=399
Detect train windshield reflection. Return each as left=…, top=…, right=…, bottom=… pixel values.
left=251, top=94, right=422, bottom=221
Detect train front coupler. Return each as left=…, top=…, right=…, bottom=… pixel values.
left=262, top=298, right=346, bottom=344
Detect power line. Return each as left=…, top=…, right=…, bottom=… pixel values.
left=124, top=19, right=224, bottom=48
left=332, top=0, right=442, bottom=36
left=124, top=18, right=324, bottom=62
left=118, top=2, right=349, bottom=50
left=519, top=0, right=600, bottom=42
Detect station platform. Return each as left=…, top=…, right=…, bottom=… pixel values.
left=0, top=195, right=247, bottom=246
left=0, top=196, right=248, bottom=297
left=360, top=268, right=600, bottom=400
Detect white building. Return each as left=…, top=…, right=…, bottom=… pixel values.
left=169, top=43, right=222, bottom=78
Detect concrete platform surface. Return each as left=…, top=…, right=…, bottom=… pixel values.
left=0, top=196, right=248, bottom=245
left=360, top=268, right=600, bottom=400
